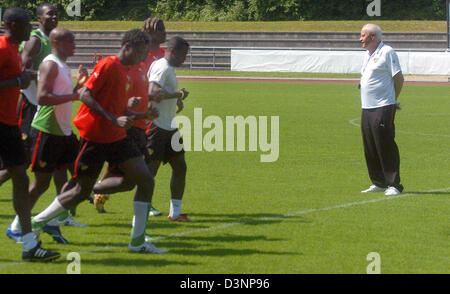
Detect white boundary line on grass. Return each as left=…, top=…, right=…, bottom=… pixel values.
left=1, top=186, right=449, bottom=271
left=349, top=118, right=450, bottom=138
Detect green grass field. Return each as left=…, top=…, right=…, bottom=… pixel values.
left=0, top=80, right=448, bottom=274
left=57, top=20, right=447, bottom=33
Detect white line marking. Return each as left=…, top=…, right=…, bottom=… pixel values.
left=349, top=117, right=450, bottom=138
left=1, top=187, right=449, bottom=270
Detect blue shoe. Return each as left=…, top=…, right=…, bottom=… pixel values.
left=42, top=224, right=69, bottom=244
left=6, top=226, right=23, bottom=243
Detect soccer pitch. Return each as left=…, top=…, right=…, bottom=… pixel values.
left=0, top=80, right=448, bottom=274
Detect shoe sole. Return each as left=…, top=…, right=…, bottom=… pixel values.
left=23, top=253, right=61, bottom=262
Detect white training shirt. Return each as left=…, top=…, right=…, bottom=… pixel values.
left=148, top=57, right=179, bottom=131
left=360, top=41, right=402, bottom=109
left=37, top=54, right=74, bottom=136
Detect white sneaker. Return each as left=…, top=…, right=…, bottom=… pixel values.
left=384, top=187, right=401, bottom=196
left=361, top=185, right=386, bottom=193
left=128, top=242, right=168, bottom=254
left=57, top=216, right=87, bottom=227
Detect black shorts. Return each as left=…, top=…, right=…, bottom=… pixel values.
left=17, top=95, right=37, bottom=156
left=108, top=127, right=150, bottom=176
left=30, top=128, right=79, bottom=173
left=146, top=122, right=184, bottom=164
left=74, top=136, right=141, bottom=178
left=0, top=122, right=27, bottom=170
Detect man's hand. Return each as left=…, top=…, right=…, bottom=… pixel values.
left=146, top=105, right=159, bottom=120
left=113, top=115, right=134, bottom=129
left=128, top=97, right=141, bottom=108
left=176, top=98, right=184, bottom=113
left=179, top=88, right=189, bottom=100
left=18, top=70, right=33, bottom=89
left=76, top=65, right=89, bottom=87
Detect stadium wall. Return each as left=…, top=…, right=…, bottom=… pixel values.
left=231, top=49, right=450, bottom=75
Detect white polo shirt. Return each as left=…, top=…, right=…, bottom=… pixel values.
left=360, top=41, right=402, bottom=109
left=148, top=57, right=178, bottom=131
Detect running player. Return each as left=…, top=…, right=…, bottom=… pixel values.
left=6, top=4, right=85, bottom=245
left=30, top=29, right=166, bottom=254
left=8, top=28, right=88, bottom=245
left=146, top=36, right=192, bottom=222
left=0, top=3, right=58, bottom=187
left=0, top=7, right=60, bottom=262
left=93, top=17, right=167, bottom=216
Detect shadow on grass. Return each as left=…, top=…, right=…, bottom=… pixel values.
left=87, top=222, right=210, bottom=230
left=0, top=214, right=15, bottom=220
left=176, top=213, right=312, bottom=225
left=79, top=257, right=197, bottom=268
left=0, top=199, right=11, bottom=203
left=167, top=247, right=299, bottom=257
left=407, top=191, right=450, bottom=195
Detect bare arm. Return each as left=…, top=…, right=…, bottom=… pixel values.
left=124, top=104, right=159, bottom=121
left=393, top=71, right=404, bottom=100
left=21, top=36, right=41, bottom=79
left=148, top=82, right=189, bottom=102
left=0, top=77, right=21, bottom=90
left=80, top=87, right=133, bottom=129
left=36, top=60, right=79, bottom=106
left=0, top=71, right=33, bottom=90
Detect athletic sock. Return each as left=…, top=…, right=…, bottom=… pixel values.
left=169, top=199, right=182, bottom=218
left=22, top=232, right=38, bottom=252
left=33, top=198, right=66, bottom=228
left=10, top=215, right=21, bottom=233
left=130, top=201, right=149, bottom=247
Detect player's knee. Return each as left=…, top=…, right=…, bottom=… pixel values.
left=122, top=179, right=136, bottom=191
left=135, top=172, right=154, bottom=190
left=33, top=181, right=51, bottom=194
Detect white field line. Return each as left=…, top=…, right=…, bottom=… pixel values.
left=349, top=118, right=450, bottom=138
left=1, top=186, right=449, bottom=271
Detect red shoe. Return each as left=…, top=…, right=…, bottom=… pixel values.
left=167, top=213, right=193, bottom=222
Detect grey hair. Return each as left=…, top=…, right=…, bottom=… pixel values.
left=362, top=24, right=383, bottom=39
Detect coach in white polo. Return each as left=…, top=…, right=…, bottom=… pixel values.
left=359, top=23, right=404, bottom=196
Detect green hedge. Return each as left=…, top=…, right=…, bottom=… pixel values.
left=0, top=0, right=447, bottom=21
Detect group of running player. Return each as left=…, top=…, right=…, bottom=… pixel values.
left=0, top=4, right=192, bottom=262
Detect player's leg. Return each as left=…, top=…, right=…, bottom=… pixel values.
left=32, top=139, right=104, bottom=230
left=32, top=172, right=101, bottom=230
left=7, top=171, right=51, bottom=242
left=8, top=164, right=32, bottom=238
left=9, top=164, right=60, bottom=261
left=91, top=166, right=124, bottom=213
left=93, top=169, right=135, bottom=194
left=119, top=156, right=166, bottom=253
left=167, top=153, right=192, bottom=222
left=0, top=169, right=11, bottom=186
left=145, top=160, right=163, bottom=216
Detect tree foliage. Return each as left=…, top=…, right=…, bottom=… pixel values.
left=0, top=0, right=446, bottom=21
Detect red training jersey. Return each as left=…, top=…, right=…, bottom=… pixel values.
left=0, top=35, right=23, bottom=126
left=141, top=47, right=166, bottom=77
left=128, top=64, right=149, bottom=130
left=73, top=55, right=131, bottom=143
left=129, top=47, right=166, bottom=130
